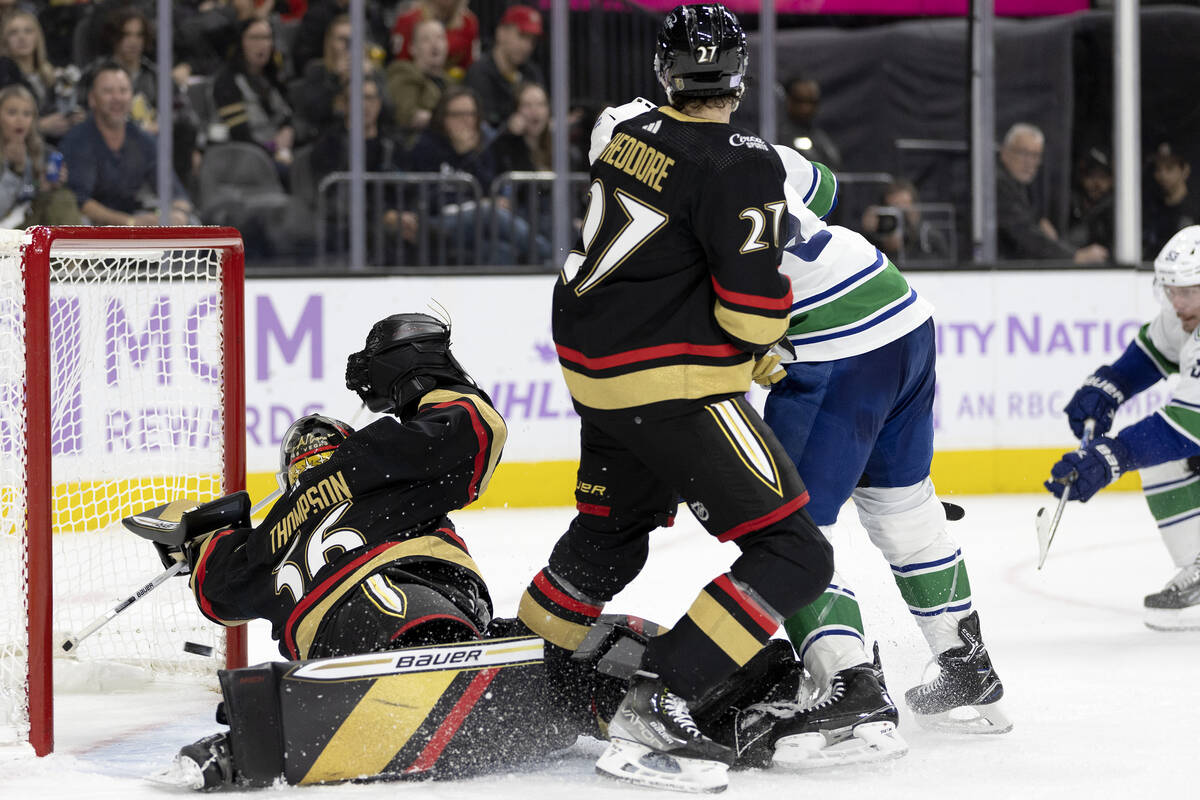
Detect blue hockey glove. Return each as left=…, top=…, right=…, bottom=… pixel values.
left=1044, top=436, right=1133, bottom=503
left=1064, top=366, right=1128, bottom=438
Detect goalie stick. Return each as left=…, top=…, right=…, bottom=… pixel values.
left=1035, top=418, right=1096, bottom=570
left=59, top=491, right=276, bottom=654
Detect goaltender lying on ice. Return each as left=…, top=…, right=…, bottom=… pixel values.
left=123, top=492, right=903, bottom=791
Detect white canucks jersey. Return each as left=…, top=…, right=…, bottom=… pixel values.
left=1135, top=306, right=1200, bottom=442
left=775, top=145, right=934, bottom=362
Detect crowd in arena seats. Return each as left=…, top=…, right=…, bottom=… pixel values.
left=0, top=2, right=1191, bottom=269
left=0, top=0, right=576, bottom=266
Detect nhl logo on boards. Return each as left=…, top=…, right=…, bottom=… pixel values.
left=689, top=500, right=710, bottom=521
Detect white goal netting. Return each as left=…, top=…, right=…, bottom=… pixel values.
left=0, top=229, right=240, bottom=749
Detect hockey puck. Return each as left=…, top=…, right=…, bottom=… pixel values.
left=183, top=641, right=214, bottom=657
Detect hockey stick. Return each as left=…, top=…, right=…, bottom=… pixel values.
left=60, top=490, right=281, bottom=654
left=1035, top=418, right=1096, bottom=570
left=61, top=560, right=188, bottom=652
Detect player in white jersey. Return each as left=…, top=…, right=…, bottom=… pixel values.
left=753, top=145, right=1012, bottom=768
left=1048, top=225, right=1200, bottom=631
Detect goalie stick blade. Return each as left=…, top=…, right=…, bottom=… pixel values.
left=595, top=738, right=729, bottom=794
left=772, top=720, right=908, bottom=771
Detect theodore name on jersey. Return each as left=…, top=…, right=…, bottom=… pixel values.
left=594, top=131, right=676, bottom=192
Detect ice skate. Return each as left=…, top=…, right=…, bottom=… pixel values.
left=767, top=644, right=907, bottom=770
left=596, top=671, right=733, bottom=793
left=149, top=732, right=234, bottom=791
left=905, top=611, right=1012, bottom=734
left=1144, top=556, right=1200, bottom=631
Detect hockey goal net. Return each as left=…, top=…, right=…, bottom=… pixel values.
left=0, top=226, right=246, bottom=756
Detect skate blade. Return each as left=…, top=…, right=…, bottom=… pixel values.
left=1144, top=607, right=1200, bottom=631
left=145, top=755, right=206, bottom=791
left=596, top=737, right=729, bottom=794
left=772, top=721, right=908, bottom=770
left=911, top=702, right=1013, bottom=735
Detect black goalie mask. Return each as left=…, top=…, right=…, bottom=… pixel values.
left=654, top=3, right=748, bottom=105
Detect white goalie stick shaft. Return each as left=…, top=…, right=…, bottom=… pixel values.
left=1037, top=419, right=1097, bottom=570
left=61, top=560, right=188, bottom=652
left=61, top=484, right=294, bottom=654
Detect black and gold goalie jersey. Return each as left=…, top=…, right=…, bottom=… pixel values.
left=553, top=105, right=791, bottom=418
left=188, top=387, right=506, bottom=659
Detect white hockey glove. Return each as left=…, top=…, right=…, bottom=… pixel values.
left=588, top=97, right=656, bottom=164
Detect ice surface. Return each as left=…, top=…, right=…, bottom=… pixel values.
left=3, top=493, right=1196, bottom=798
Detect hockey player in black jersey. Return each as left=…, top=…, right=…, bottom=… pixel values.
left=516, top=4, right=834, bottom=792
left=135, top=312, right=507, bottom=788
left=186, top=312, right=506, bottom=662
left=130, top=312, right=816, bottom=791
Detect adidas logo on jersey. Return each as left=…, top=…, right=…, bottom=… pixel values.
left=643, top=120, right=662, bottom=134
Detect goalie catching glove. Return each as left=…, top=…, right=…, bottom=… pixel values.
left=345, top=312, right=484, bottom=418
left=752, top=338, right=797, bottom=388
left=1044, top=437, right=1133, bottom=503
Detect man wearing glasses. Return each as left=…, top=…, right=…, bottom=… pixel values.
left=997, top=122, right=1108, bottom=264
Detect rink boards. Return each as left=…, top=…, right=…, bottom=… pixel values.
left=232, top=269, right=1160, bottom=506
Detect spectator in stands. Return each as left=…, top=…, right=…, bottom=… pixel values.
left=213, top=18, right=296, bottom=174
left=777, top=74, right=842, bottom=172
left=1144, top=142, right=1200, bottom=260
left=59, top=62, right=193, bottom=226
left=1, top=11, right=85, bottom=142
left=174, top=0, right=270, bottom=79
left=0, top=84, right=80, bottom=228
left=1066, top=146, right=1114, bottom=254
left=405, top=86, right=549, bottom=265
left=491, top=81, right=583, bottom=245
left=291, top=0, right=387, bottom=77
left=92, top=6, right=157, bottom=133
left=386, top=17, right=450, bottom=137
left=291, top=13, right=355, bottom=145
left=391, top=0, right=479, bottom=83
left=312, top=74, right=417, bottom=261
left=996, top=122, right=1107, bottom=263
left=0, top=0, right=34, bottom=30
left=861, top=178, right=952, bottom=264
left=464, top=4, right=544, bottom=132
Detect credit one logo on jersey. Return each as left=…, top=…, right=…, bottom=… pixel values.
left=729, top=133, right=769, bottom=151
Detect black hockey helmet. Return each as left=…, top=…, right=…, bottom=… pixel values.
left=654, top=3, right=748, bottom=105
left=345, top=312, right=479, bottom=416
left=278, top=414, right=355, bottom=489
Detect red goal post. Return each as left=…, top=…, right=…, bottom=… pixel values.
left=0, top=226, right=247, bottom=756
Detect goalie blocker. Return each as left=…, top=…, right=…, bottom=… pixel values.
left=179, top=618, right=802, bottom=789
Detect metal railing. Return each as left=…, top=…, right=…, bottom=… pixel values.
left=489, top=171, right=592, bottom=268
left=316, top=171, right=598, bottom=270
left=316, top=172, right=485, bottom=269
